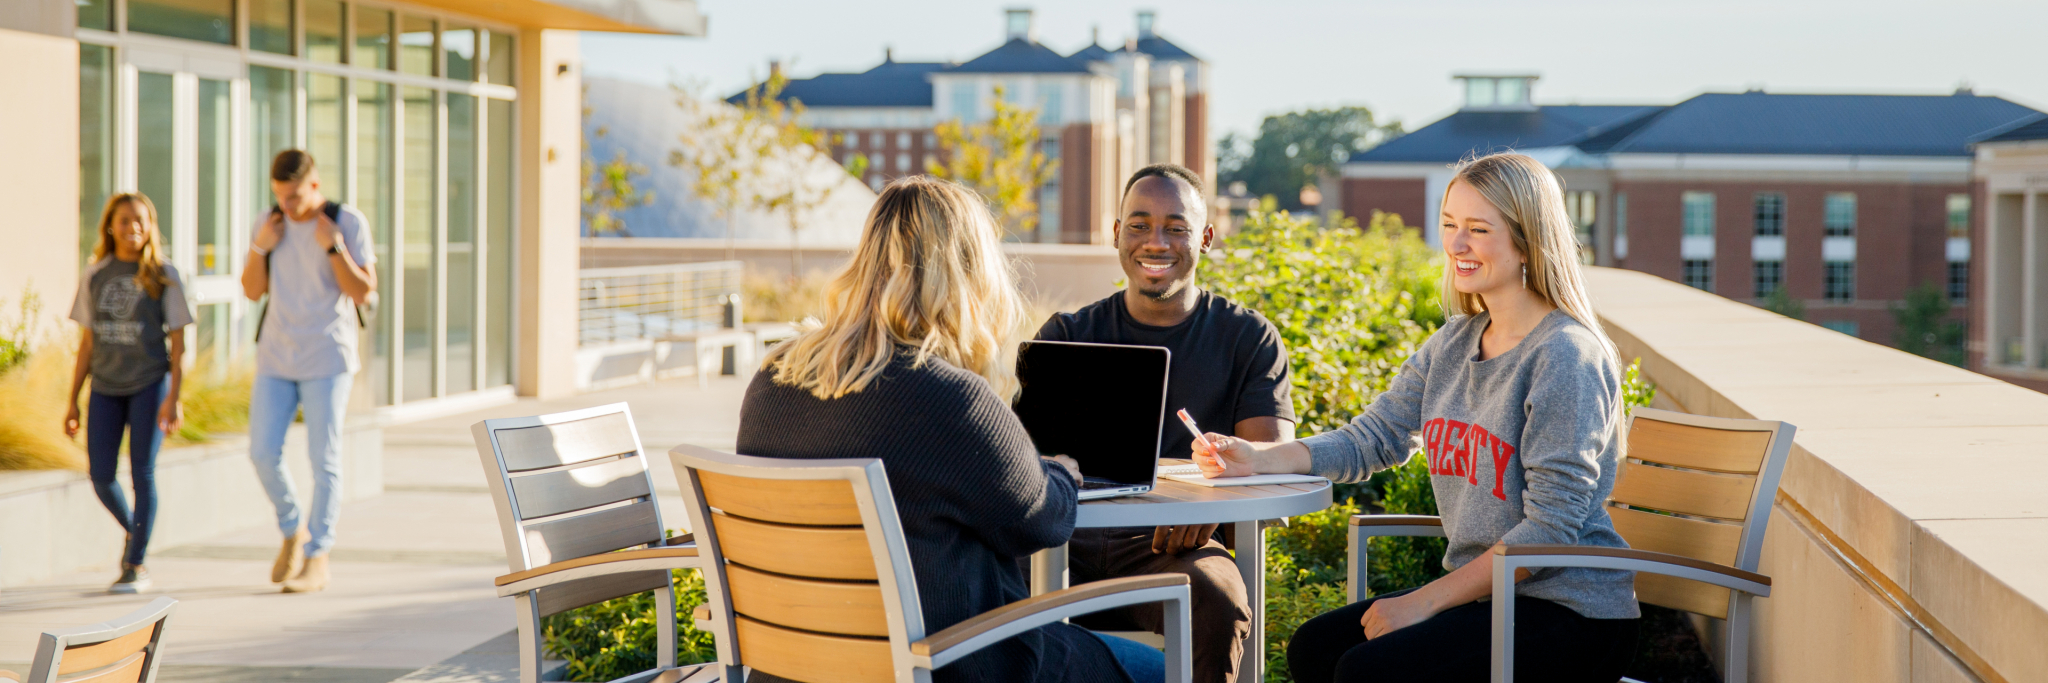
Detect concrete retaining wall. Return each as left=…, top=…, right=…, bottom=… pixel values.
left=0, top=422, right=382, bottom=589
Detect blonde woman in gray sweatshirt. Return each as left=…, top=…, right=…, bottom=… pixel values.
left=1193, top=152, right=1640, bottom=682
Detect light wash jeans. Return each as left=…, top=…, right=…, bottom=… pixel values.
left=249, top=372, right=352, bottom=558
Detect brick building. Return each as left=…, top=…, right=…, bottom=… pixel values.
left=1970, top=114, right=2048, bottom=392
left=1340, top=75, right=2040, bottom=350
left=730, top=8, right=1211, bottom=244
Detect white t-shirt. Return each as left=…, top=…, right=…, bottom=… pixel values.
left=253, top=204, right=376, bottom=380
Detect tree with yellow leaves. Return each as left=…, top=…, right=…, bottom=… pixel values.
left=928, top=84, right=1058, bottom=240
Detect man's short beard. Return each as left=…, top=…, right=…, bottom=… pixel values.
left=1138, top=279, right=1186, bottom=301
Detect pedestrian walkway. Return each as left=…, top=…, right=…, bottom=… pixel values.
left=0, top=374, right=750, bottom=682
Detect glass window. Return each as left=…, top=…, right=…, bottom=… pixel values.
left=80, top=45, right=116, bottom=263
left=356, top=80, right=395, bottom=404
left=1946, top=194, right=1971, bottom=238
left=1822, top=320, right=1859, bottom=337
left=402, top=86, right=438, bottom=402
left=1753, top=192, right=1784, bottom=237
left=356, top=7, right=393, bottom=71
left=486, top=98, right=515, bottom=388
left=305, top=0, right=344, bottom=64
left=1497, top=78, right=1527, bottom=106
left=79, top=0, right=113, bottom=30
left=1754, top=261, right=1783, bottom=299
left=1948, top=262, right=1969, bottom=303
left=129, top=0, right=234, bottom=45
left=1465, top=78, right=1496, bottom=108
left=307, top=74, right=348, bottom=199
left=951, top=85, right=977, bottom=121
left=870, top=132, right=884, bottom=148
left=924, top=132, right=936, bottom=147
left=138, top=72, right=177, bottom=257
left=896, top=153, right=909, bottom=172
left=486, top=30, right=515, bottom=85
left=1614, top=192, right=1628, bottom=239
left=1824, top=192, right=1856, bottom=237
left=250, top=66, right=297, bottom=217
left=1682, top=192, right=1715, bottom=236
left=250, top=0, right=294, bottom=55
left=400, top=14, right=437, bottom=77
left=447, top=93, right=479, bottom=393
left=896, top=132, right=911, bottom=148
left=445, top=25, right=478, bottom=82
left=1824, top=262, right=1854, bottom=302
left=1040, top=85, right=1063, bottom=126
left=196, top=78, right=232, bottom=276
left=1683, top=259, right=1713, bottom=292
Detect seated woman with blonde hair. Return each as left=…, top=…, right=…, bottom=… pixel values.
left=736, top=175, right=1163, bottom=683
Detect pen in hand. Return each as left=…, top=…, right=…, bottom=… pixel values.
left=1177, top=409, right=1224, bottom=478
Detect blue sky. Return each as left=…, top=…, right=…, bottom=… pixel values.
left=582, top=0, right=2048, bottom=141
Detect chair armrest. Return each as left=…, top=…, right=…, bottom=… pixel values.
left=664, top=533, right=695, bottom=547
left=0, top=668, right=20, bottom=682
left=1347, top=514, right=1446, bottom=537
left=910, top=574, right=1190, bottom=669
left=495, top=546, right=701, bottom=597
left=1494, top=544, right=1772, bottom=597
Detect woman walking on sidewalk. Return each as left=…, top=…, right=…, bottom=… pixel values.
left=64, top=192, right=194, bottom=594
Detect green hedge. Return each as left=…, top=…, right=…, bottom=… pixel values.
left=542, top=568, right=716, bottom=682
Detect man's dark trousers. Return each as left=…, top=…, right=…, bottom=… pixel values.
left=1068, top=526, right=1251, bottom=683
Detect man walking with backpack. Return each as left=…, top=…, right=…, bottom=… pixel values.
left=240, top=149, right=377, bottom=593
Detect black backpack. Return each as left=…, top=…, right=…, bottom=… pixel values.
left=253, top=201, right=371, bottom=342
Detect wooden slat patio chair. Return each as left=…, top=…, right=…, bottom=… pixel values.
left=669, top=444, right=1195, bottom=683
left=1345, top=407, right=1795, bottom=683
left=473, top=403, right=708, bottom=683
left=0, top=596, right=177, bottom=683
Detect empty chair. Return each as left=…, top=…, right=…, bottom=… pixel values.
left=670, top=443, right=1194, bottom=683
left=1347, top=407, right=1795, bottom=683
left=0, top=596, right=177, bottom=683
left=473, top=403, right=707, bottom=683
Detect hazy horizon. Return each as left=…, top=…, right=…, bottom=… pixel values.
left=583, top=0, right=2048, bottom=142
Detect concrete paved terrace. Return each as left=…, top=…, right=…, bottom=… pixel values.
left=0, top=375, right=748, bottom=682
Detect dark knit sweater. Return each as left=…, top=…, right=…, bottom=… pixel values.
left=735, top=350, right=1131, bottom=683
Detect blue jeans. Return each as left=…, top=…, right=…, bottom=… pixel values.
left=86, top=376, right=167, bottom=567
left=1095, top=632, right=1166, bottom=683
left=248, top=373, right=352, bottom=558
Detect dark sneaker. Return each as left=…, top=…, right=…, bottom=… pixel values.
left=109, top=565, right=152, bottom=594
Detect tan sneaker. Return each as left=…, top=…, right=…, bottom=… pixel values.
left=272, top=531, right=309, bottom=583
left=282, top=554, right=330, bottom=593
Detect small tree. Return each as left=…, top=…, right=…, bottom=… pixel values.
left=1219, top=106, right=1404, bottom=211
left=670, top=84, right=764, bottom=262
left=581, top=93, right=656, bottom=240
left=929, top=84, right=1058, bottom=240
left=1894, top=282, right=1966, bottom=366
left=739, top=72, right=839, bottom=276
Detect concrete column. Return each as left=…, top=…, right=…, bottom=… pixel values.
left=0, top=27, right=80, bottom=332
left=514, top=29, right=580, bottom=398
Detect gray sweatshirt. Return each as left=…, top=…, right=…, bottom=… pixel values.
left=1301, top=309, right=1639, bottom=619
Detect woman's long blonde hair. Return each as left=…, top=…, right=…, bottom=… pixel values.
left=1440, top=153, right=1630, bottom=444
left=92, top=193, right=172, bottom=299
left=765, top=176, right=1026, bottom=400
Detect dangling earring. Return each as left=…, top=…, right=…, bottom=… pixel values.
left=1521, top=263, right=1528, bottom=289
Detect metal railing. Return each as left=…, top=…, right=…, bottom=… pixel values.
left=578, top=261, right=743, bottom=346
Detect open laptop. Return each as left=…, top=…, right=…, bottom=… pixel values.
left=1012, top=340, right=1171, bottom=500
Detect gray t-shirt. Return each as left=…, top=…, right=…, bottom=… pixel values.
left=254, top=204, right=376, bottom=379
left=1300, top=310, right=1638, bottom=619
left=70, top=258, right=194, bottom=396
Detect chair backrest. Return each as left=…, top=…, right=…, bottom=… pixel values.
left=669, top=444, right=925, bottom=683
left=1606, top=407, right=1795, bottom=619
left=23, top=597, right=177, bottom=683
left=472, top=403, right=671, bottom=616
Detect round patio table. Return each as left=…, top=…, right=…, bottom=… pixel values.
left=1028, top=460, right=1334, bottom=683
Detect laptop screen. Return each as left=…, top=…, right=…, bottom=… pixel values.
left=1013, top=341, right=1170, bottom=486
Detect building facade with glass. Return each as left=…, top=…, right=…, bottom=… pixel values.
left=0, top=0, right=703, bottom=410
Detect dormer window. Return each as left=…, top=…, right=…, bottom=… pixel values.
left=1456, top=74, right=1538, bottom=111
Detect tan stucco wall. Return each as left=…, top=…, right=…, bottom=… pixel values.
left=0, top=28, right=80, bottom=336
left=514, top=28, right=581, bottom=398
left=1590, top=266, right=2048, bottom=683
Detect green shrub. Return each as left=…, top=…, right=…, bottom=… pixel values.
left=542, top=568, right=716, bottom=682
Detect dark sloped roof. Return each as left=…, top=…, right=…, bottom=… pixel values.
left=1122, top=35, right=1199, bottom=62
left=726, top=61, right=945, bottom=108
left=1975, top=113, right=2048, bottom=143
left=1068, top=42, right=1114, bottom=64
left=1351, top=106, right=1662, bottom=163
left=1603, top=92, right=2041, bottom=156
left=947, top=38, right=1092, bottom=74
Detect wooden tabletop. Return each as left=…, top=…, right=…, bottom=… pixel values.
left=1076, top=460, right=1334, bottom=528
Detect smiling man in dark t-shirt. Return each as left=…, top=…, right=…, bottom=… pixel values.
left=1035, top=163, right=1295, bottom=683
